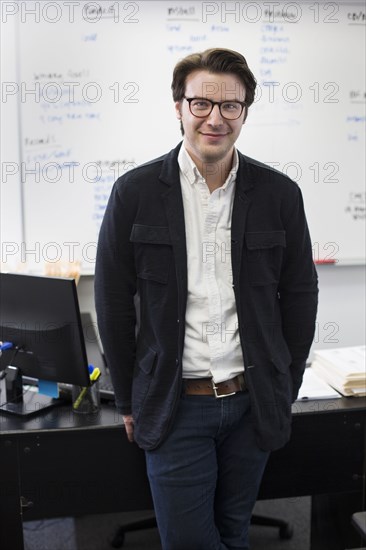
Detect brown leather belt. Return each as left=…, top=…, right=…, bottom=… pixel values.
left=183, top=374, right=247, bottom=398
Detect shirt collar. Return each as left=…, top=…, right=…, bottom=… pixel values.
left=178, top=143, right=239, bottom=190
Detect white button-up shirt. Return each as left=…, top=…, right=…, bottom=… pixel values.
left=178, top=144, right=245, bottom=383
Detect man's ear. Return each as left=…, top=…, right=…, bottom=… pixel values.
left=243, top=107, right=248, bottom=124
left=175, top=100, right=182, bottom=120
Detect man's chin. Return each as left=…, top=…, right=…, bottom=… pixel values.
left=199, top=144, right=232, bottom=164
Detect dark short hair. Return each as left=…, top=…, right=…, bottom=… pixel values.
left=171, top=48, right=257, bottom=106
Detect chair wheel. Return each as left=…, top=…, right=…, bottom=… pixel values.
left=279, top=524, right=294, bottom=539
left=110, top=529, right=125, bottom=548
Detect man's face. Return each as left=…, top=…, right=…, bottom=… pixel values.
left=175, top=70, right=246, bottom=168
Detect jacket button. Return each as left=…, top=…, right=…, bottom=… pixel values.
left=175, top=359, right=179, bottom=365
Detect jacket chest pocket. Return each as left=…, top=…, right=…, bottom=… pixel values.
left=130, top=224, right=172, bottom=284
left=245, top=231, right=286, bottom=286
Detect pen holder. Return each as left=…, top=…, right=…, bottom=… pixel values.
left=72, top=380, right=100, bottom=414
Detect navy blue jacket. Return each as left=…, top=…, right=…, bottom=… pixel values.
left=95, top=142, right=318, bottom=451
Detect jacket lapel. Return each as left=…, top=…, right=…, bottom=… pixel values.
left=157, top=146, right=253, bottom=316
left=159, top=144, right=188, bottom=319
left=231, top=153, right=253, bottom=284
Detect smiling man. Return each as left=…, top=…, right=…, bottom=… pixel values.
left=95, top=48, right=318, bottom=550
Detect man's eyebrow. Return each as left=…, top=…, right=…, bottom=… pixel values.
left=189, top=96, right=244, bottom=102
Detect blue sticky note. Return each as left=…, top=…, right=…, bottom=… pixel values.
left=38, top=379, right=59, bottom=398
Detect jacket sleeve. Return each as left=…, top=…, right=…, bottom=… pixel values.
left=278, top=186, right=319, bottom=401
left=94, top=178, right=137, bottom=414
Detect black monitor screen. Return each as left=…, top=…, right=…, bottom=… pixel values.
left=0, top=273, right=90, bottom=408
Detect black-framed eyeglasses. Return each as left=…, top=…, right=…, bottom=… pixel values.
left=184, top=96, right=246, bottom=120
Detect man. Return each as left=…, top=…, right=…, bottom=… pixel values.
left=95, top=48, right=318, bottom=550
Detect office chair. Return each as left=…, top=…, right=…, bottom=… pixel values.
left=344, top=511, right=366, bottom=550
left=351, top=511, right=366, bottom=542
left=110, top=512, right=293, bottom=547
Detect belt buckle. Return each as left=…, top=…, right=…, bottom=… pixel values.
left=211, top=379, right=236, bottom=399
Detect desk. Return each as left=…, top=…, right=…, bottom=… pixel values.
left=1, top=397, right=365, bottom=550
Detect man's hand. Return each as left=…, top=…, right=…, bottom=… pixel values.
left=122, top=414, right=134, bottom=442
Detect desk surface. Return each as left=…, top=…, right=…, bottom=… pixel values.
left=0, top=400, right=123, bottom=435
left=1, top=395, right=366, bottom=435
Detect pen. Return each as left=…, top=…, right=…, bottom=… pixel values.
left=90, top=367, right=101, bottom=382
left=0, top=342, right=13, bottom=351
left=73, top=386, right=89, bottom=409
left=73, top=367, right=101, bottom=409
left=314, top=259, right=336, bottom=265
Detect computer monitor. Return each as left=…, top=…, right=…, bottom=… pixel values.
left=0, top=272, right=91, bottom=416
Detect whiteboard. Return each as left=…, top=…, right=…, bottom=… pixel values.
left=8, top=1, right=366, bottom=272
left=1, top=13, right=23, bottom=272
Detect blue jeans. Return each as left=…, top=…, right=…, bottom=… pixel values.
left=145, top=391, right=270, bottom=550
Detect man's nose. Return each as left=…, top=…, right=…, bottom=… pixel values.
left=206, top=103, right=224, bottom=125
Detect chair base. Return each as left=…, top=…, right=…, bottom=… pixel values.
left=110, top=517, right=157, bottom=548
left=251, top=513, right=294, bottom=539
left=110, top=514, right=293, bottom=547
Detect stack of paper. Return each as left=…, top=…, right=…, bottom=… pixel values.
left=311, top=345, right=366, bottom=397
left=296, top=368, right=341, bottom=400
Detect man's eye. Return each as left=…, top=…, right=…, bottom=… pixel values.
left=192, top=100, right=210, bottom=109
left=222, top=103, right=240, bottom=111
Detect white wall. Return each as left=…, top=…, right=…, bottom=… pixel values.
left=310, top=265, right=365, bottom=353
left=77, top=263, right=366, bottom=357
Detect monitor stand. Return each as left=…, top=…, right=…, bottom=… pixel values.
left=0, top=366, right=63, bottom=417
left=0, top=389, right=63, bottom=417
